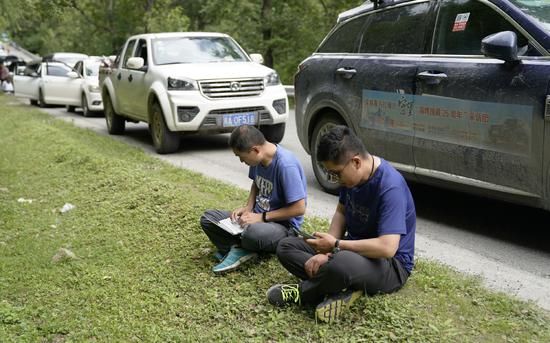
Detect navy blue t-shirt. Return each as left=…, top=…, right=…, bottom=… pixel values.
left=248, top=145, right=307, bottom=228
left=338, top=158, right=416, bottom=273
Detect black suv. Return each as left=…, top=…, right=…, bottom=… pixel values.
left=295, top=0, right=550, bottom=211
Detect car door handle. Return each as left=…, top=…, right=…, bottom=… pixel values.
left=417, top=71, right=448, bottom=85
left=336, top=67, right=357, bottom=79
left=117, top=73, right=121, bottom=80
left=128, top=74, right=133, bottom=82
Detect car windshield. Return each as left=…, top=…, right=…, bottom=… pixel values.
left=152, top=36, right=248, bottom=65
left=85, top=62, right=100, bottom=76
left=510, top=0, right=550, bottom=33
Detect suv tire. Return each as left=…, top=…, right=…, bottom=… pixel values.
left=311, top=115, right=345, bottom=195
left=260, top=123, right=286, bottom=143
left=150, top=101, right=180, bottom=154
left=104, top=93, right=125, bottom=135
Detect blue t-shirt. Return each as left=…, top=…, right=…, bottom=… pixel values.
left=338, top=158, right=416, bottom=273
left=248, top=145, right=307, bottom=228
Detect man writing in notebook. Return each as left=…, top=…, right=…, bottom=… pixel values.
left=200, top=125, right=307, bottom=274
left=267, top=125, right=416, bottom=322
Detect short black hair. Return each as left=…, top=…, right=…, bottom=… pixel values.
left=229, top=125, right=266, bottom=152
left=316, top=125, right=368, bottom=164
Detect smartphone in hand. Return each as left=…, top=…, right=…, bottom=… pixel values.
left=291, top=226, right=316, bottom=239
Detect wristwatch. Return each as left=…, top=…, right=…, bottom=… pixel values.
left=332, top=239, right=341, bottom=254
left=262, top=211, right=268, bottom=222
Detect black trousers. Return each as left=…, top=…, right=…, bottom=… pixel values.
left=276, top=236, right=410, bottom=305
left=200, top=209, right=295, bottom=255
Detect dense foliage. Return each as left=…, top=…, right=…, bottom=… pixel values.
left=0, top=0, right=361, bottom=83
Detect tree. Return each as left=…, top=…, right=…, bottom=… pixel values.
left=0, top=0, right=363, bottom=83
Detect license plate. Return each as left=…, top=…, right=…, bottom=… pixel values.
left=222, top=112, right=257, bottom=127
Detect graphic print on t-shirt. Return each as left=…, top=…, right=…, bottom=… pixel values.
left=255, top=175, right=273, bottom=211
left=345, top=192, right=370, bottom=223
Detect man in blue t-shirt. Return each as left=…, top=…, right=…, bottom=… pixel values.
left=267, top=125, right=416, bottom=322
left=200, top=125, right=307, bottom=274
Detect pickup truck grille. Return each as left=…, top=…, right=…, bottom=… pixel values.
left=199, top=78, right=264, bottom=99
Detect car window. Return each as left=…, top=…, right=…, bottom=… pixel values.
left=152, top=36, right=248, bottom=65
left=318, top=15, right=366, bottom=53
left=359, top=2, right=431, bottom=54
left=509, top=0, right=550, bottom=34
left=85, top=62, right=100, bottom=76
left=433, top=0, right=538, bottom=56
left=46, top=64, right=71, bottom=77
left=74, top=61, right=82, bottom=76
left=122, top=40, right=136, bottom=68
left=134, top=39, right=148, bottom=66
left=23, top=63, right=39, bottom=76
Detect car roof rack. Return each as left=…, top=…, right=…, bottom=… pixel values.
left=338, top=0, right=411, bottom=22
left=370, top=0, right=385, bottom=9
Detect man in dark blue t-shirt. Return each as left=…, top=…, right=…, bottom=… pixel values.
left=200, top=125, right=307, bottom=274
left=267, top=125, right=416, bottom=322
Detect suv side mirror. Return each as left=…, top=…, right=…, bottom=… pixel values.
left=250, top=53, right=264, bottom=64
left=67, top=71, right=79, bottom=78
left=127, top=57, right=145, bottom=70
left=481, top=31, right=519, bottom=62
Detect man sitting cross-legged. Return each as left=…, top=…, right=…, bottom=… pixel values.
left=267, top=125, right=416, bottom=322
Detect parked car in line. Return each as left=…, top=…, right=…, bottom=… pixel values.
left=101, top=32, right=288, bottom=153
left=294, top=0, right=550, bottom=211
left=13, top=61, right=81, bottom=108
left=72, top=57, right=104, bottom=116
left=43, top=52, right=88, bottom=68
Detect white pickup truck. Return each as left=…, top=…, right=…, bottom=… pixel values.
left=101, top=32, right=289, bottom=153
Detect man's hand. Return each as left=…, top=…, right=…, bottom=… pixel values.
left=306, top=232, right=337, bottom=254
left=304, top=254, right=330, bottom=278
left=231, top=207, right=249, bottom=222
left=237, top=211, right=263, bottom=226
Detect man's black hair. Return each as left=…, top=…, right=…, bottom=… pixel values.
left=316, top=125, right=368, bottom=164
left=229, top=125, right=266, bottom=152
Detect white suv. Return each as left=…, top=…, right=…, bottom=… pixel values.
left=101, top=32, right=288, bottom=153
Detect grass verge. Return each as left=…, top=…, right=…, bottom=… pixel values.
left=1, top=94, right=549, bottom=342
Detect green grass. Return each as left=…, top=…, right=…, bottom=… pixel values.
left=1, top=94, right=549, bottom=342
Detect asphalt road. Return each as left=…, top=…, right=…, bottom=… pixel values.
left=12, top=98, right=550, bottom=311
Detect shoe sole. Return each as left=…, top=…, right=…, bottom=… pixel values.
left=315, top=290, right=362, bottom=323
left=212, top=253, right=258, bottom=274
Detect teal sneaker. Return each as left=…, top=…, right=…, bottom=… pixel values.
left=213, top=250, right=227, bottom=262
left=315, top=289, right=363, bottom=323
left=266, top=284, right=301, bottom=307
left=212, top=246, right=257, bottom=274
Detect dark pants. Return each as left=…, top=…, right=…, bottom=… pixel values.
left=276, top=236, right=410, bottom=305
left=200, top=209, right=295, bottom=255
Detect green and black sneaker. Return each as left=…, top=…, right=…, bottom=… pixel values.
left=266, top=284, right=301, bottom=307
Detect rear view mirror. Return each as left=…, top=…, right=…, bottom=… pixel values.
left=481, top=31, right=519, bottom=62
left=250, top=53, right=264, bottom=64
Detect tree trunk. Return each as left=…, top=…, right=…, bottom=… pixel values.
left=261, top=0, right=273, bottom=68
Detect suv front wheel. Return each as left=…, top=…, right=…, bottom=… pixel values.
left=311, top=115, right=345, bottom=195
left=150, top=102, right=180, bottom=154
left=260, top=123, right=285, bottom=143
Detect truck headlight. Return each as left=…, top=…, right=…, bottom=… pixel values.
left=265, top=72, right=280, bottom=86
left=168, top=77, right=196, bottom=90
left=88, top=85, right=100, bottom=93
